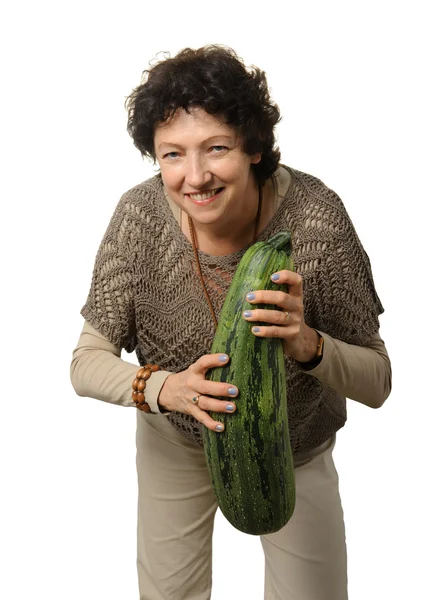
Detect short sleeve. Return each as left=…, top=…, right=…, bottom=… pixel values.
left=308, top=185, right=385, bottom=346
left=81, top=192, right=137, bottom=353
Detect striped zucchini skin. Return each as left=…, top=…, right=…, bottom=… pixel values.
left=203, top=232, right=296, bottom=535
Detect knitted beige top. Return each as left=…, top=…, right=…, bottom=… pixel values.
left=80, top=165, right=385, bottom=454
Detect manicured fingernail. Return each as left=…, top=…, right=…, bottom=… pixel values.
left=253, top=327, right=260, bottom=333
left=219, top=355, right=228, bottom=362
left=271, top=273, right=280, bottom=281
left=246, top=293, right=255, bottom=301
left=216, top=424, right=224, bottom=431
left=226, top=404, right=234, bottom=411
left=243, top=310, right=252, bottom=318
left=228, top=387, right=237, bottom=396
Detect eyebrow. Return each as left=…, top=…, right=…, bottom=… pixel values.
left=157, top=135, right=235, bottom=151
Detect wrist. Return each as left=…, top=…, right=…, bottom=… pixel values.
left=132, top=364, right=173, bottom=415
left=297, top=328, right=324, bottom=368
left=157, top=374, right=174, bottom=413
left=298, top=327, right=320, bottom=362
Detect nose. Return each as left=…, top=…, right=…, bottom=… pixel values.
left=184, top=154, right=212, bottom=189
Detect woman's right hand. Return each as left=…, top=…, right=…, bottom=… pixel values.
left=157, top=353, right=238, bottom=432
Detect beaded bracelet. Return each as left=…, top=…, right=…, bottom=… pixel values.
left=132, top=364, right=160, bottom=412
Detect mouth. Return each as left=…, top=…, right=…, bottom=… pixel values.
left=186, top=187, right=224, bottom=205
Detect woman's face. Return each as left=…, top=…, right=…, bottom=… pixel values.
left=154, top=108, right=261, bottom=227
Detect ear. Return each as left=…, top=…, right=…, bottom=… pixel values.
left=250, top=153, right=262, bottom=165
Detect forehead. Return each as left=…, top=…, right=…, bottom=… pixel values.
left=154, top=107, right=237, bottom=145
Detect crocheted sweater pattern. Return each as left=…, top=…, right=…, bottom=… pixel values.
left=81, top=165, right=384, bottom=455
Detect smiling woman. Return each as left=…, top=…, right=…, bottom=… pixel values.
left=154, top=108, right=263, bottom=253
left=70, top=45, right=391, bottom=600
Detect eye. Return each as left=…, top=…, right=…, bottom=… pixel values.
left=210, top=146, right=228, bottom=153
left=164, top=151, right=180, bottom=159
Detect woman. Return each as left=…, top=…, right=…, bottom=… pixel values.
left=71, top=45, right=391, bottom=600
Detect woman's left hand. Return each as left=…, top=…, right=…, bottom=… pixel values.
left=243, top=270, right=319, bottom=363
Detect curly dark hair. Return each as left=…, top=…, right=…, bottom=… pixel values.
left=125, top=45, right=281, bottom=184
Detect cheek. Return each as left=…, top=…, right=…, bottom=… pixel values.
left=160, top=166, right=182, bottom=192
left=218, top=157, right=252, bottom=184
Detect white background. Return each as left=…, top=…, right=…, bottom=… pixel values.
left=1, top=1, right=447, bottom=598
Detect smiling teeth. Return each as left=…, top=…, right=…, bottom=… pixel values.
left=189, top=189, right=220, bottom=201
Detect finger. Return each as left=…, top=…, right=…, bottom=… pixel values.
left=246, top=289, right=291, bottom=309
left=270, top=270, right=303, bottom=299
left=243, top=308, right=292, bottom=326
left=196, top=395, right=237, bottom=414
left=191, top=406, right=226, bottom=432
left=192, top=353, right=229, bottom=375
left=250, top=324, right=286, bottom=339
left=194, top=382, right=239, bottom=400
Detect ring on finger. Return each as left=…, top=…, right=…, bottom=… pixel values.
left=191, top=395, right=200, bottom=405
left=282, top=311, right=290, bottom=324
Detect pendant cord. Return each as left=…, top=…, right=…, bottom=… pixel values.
left=188, top=215, right=219, bottom=329
left=188, top=182, right=263, bottom=330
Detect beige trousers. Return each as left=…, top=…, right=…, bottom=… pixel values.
left=136, top=411, right=348, bottom=600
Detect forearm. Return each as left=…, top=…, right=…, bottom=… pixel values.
left=299, top=331, right=392, bottom=409
left=70, top=321, right=173, bottom=414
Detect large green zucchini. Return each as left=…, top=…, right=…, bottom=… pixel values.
left=203, top=231, right=295, bottom=535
